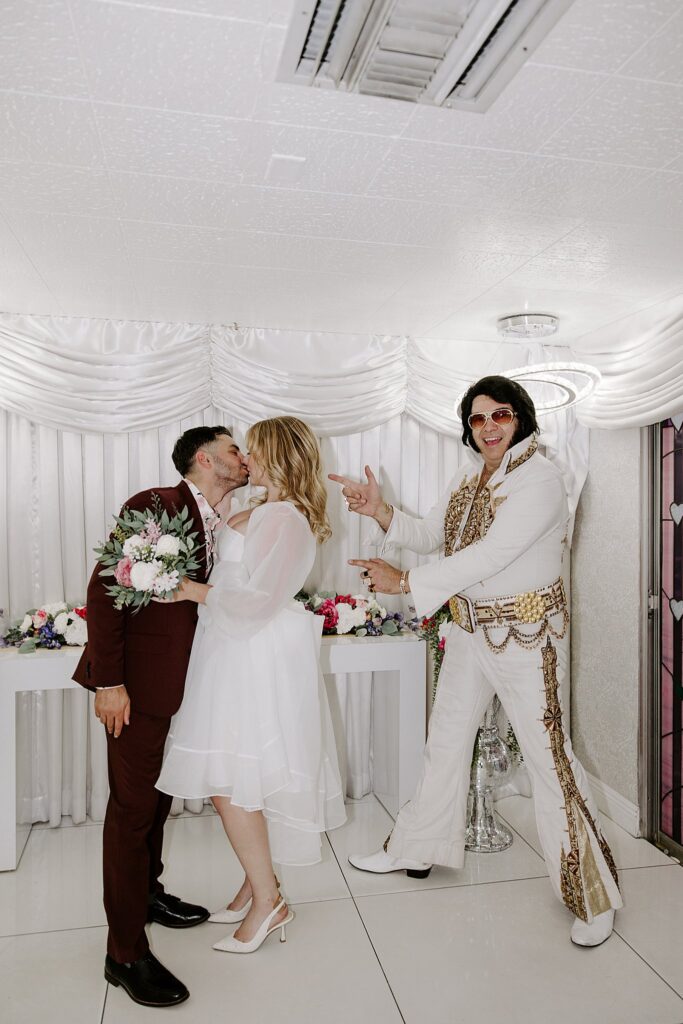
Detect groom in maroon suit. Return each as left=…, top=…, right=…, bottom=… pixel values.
left=74, top=426, right=248, bottom=1008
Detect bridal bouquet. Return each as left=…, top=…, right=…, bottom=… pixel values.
left=297, top=591, right=419, bottom=638
left=1, top=603, right=87, bottom=653
left=95, top=496, right=200, bottom=611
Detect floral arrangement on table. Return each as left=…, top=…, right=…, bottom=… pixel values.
left=95, top=496, right=200, bottom=611
left=296, top=591, right=420, bottom=637
left=1, top=603, right=87, bottom=653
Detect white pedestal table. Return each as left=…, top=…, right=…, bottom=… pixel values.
left=0, top=634, right=426, bottom=871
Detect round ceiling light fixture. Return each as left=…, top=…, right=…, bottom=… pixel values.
left=497, top=313, right=559, bottom=339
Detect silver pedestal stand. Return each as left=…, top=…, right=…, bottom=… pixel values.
left=465, top=695, right=514, bottom=852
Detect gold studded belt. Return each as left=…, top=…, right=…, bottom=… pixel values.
left=449, top=578, right=567, bottom=635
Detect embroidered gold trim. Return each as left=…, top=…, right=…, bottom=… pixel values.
left=505, top=437, right=538, bottom=475
left=444, top=474, right=507, bottom=557
left=541, top=639, right=619, bottom=922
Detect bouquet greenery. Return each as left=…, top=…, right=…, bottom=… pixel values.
left=95, top=495, right=200, bottom=611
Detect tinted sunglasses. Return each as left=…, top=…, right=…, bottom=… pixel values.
left=467, top=408, right=515, bottom=430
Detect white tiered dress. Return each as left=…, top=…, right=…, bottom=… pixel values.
left=156, top=501, right=346, bottom=865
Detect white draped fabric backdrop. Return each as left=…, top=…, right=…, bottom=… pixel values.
left=7, top=308, right=661, bottom=827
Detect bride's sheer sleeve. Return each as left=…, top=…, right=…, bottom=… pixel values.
left=202, top=503, right=315, bottom=638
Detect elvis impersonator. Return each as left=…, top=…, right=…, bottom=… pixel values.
left=330, top=375, right=622, bottom=948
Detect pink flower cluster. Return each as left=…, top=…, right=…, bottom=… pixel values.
left=114, top=556, right=133, bottom=587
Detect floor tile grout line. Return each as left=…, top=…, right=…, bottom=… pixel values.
left=494, top=812, right=545, bottom=861
left=611, top=929, right=683, bottom=1005
left=0, top=922, right=109, bottom=940
left=326, top=831, right=407, bottom=1024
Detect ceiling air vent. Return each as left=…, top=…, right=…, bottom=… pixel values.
left=278, top=0, right=574, bottom=111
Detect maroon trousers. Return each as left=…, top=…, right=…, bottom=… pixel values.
left=104, top=710, right=173, bottom=963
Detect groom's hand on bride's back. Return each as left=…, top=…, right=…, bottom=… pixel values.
left=94, top=684, right=131, bottom=738
left=328, top=465, right=382, bottom=517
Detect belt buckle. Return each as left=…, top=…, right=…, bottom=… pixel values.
left=449, top=594, right=475, bottom=634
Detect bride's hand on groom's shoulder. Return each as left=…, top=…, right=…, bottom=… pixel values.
left=328, top=464, right=382, bottom=517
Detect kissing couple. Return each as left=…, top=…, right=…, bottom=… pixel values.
left=74, top=417, right=347, bottom=1008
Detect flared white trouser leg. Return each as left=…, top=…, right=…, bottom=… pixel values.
left=388, top=626, right=622, bottom=922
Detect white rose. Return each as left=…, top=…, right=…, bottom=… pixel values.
left=123, top=534, right=146, bottom=557
left=53, top=612, right=69, bottom=635
left=130, top=560, right=161, bottom=592
left=20, top=614, right=32, bottom=632
left=64, top=618, right=87, bottom=646
left=155, top=534, right=181, bottom=557
left=335, top=603, right=367, bottom=635
left=438, top=621, right=452, bottom=641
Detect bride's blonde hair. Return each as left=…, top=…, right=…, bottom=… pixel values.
left=246, top=416, right=332, bottom=543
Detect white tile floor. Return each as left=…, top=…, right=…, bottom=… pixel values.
left=3, top=795, right=683, bottom=1024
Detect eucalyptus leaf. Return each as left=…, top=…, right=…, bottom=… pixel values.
left=18, top=639, right=37, bottom=654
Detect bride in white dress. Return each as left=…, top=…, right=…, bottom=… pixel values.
left=156, top=416, right=345, bottom=953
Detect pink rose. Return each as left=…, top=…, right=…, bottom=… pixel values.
left=32, top=610, right=47, bottom=628
left=114, top=556, right=133, bottom=587
left=317, top=598, right=339, bottom=632
left=335, top=594, right=356, bottom=607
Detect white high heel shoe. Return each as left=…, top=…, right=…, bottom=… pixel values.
left=212, top=899, right=294, bottom=954
left=209, top=875, right=279, bottom=925
left=208, top=898, right=252, bottom=924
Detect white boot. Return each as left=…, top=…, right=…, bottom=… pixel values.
left=348, top=847, right=432, bottom=878
left=570, top=908, right=615, bottom=947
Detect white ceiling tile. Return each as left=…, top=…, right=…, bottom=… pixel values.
left=0, top=0, right=89, bottom=98
left=367, top=142, right=527, bottom=205
left=533, top=220, right=683, bottom=266
left=433, top=212, right=583, bottom=257
left=503, top=252, right=683, bottom=301
left=94, top=104, right=245, bottom=182
left=0, top=216, right=60, bottom=314
left=540, top=77, right=683, bottom=169
left=401, top=251, right=530, bottom=297
left=3, top=210, right=127, bottom=260
left=108, top=171, right=234, bottom=227
left=128, top=258, right=399, bottom=326
left=530, top=0, right=680, bottom=74
left=254, top=81, right=415, bottom=137
left=503, top=255, right=611, bottom=291
left=99, top=0, right=284, bottom=21
left=619, top=10, right=683, bottom=83
left=595, top=170, right=683, bottom=226
left=402, top=65, right=606, bottom=154
left=71, top=0, right=263, bottom=118
left=31, top=254, right=139, bottom=319
left=0, top=91, right=104, bottom=167
left=0, top=163, right=116, bottom=216
left=240, top=122, right=394, bottom=194
left=121, top=219, right=424, bottom=278
left=509, top=155, right=651, bottom=217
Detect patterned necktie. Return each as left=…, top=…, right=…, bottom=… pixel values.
left=193, top=491, right=221, bottom=574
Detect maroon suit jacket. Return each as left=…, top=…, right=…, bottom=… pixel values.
left=73, top=480, right=207, bottom=718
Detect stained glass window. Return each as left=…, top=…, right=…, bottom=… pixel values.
left=660, top=417, right=683, bottom=843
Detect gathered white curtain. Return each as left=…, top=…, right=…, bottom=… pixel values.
left=571, top=293, right=683, bottom=429
left=0, top=314, right=589, bottom=825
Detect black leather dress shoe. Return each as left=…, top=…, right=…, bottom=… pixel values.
left=148, top=891, right=210, bottom=928
left=104, top=952, right=189, bottom=1007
